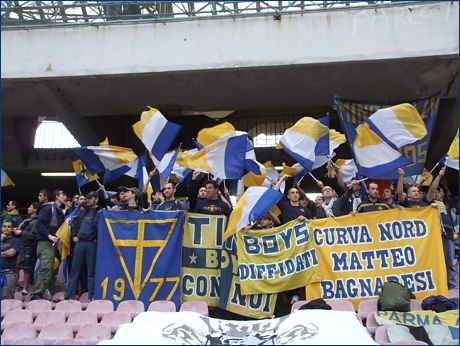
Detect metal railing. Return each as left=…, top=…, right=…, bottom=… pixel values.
left=1, top=1, right=421, bottom=29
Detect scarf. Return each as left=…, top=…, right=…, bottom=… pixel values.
left=322, top=197, right=337, bottom=218
left=7, top=210, right=19, bottom=216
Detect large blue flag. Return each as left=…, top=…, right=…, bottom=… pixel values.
left=95, top=210, right=184, bottom=310
left=335, top=91, right=441, bottom=180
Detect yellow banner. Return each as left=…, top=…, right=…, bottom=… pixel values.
left=306, top=207, right=448, bottom=310
left=181, top=213, right=227, bottom=307
left=237, top=219, right=322, bottom=295
left=374, top=310, right=458, bottom=328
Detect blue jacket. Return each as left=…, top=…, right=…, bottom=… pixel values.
left=35, top=203, right=64, bottom=242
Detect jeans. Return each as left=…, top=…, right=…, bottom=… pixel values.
left=65, top=240, right=97, bottom=299
left=443, top=236, right=457, bottom=290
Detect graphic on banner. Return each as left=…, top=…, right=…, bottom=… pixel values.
left=335, top=91, right=440, bottom=179
left=219, top=235, right=277, bottom=319
left=306, top=207, right=448, bottom=310
left=237, top=219, right=322, bottom=295
left=95, top=210, right=183, bottom=309
left=181, top=214, right=227, bottom=307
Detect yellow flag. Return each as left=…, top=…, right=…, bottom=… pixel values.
left=55, top=221, right=71, bottom=261
left=447, top=130, right=459, bottom=160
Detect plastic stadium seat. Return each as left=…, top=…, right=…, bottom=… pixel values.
left=1, top=322, right=37, bottom=344
left=34, top=310, right=66, bottom=332
left=147, top=300, right=176, bottom=313
left=410, top=299, right=422, bottom=311
left=357, top=299, right=378, bottom=320
left=1, top=310, right=33, bottom=331
left=11, top=338, right=44, bottom=345
left=1, top=299, right=24, bottom=318
left=53, top=339, right=87, bottom=345
left=37, top=323, right=74, bottom=344
left=66, top=311, right=98, bottom=333
left=375, top=325, right=391, bottom=344
left=179, top=301, right=209, bottom=316
left=25, top=299, right=52, bottom=319
left=55, top=299, right=82, bottom=318
left=328, top=299, right=355, bottom=312
left=390, top=341, right=428, bottom=344
left=116, top=300, right=145, bottom=319
left=14, top=291, right=24, bottom=301
left=78, top=292, right=91, bottom=310
left=366, top=312, right=380, bottom=335
left=51, top=292, right=65, bottom=309
left=74, top=323, right=112, bottom=344
left=100, top=311, right=132, bottom=333
left=86, top=300, right=114, bottom=320
left=291, top=300, right=309, bottom=312
left=22, top=294, right=31, bottom=308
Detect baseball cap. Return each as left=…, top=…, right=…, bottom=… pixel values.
left=86, top=191, right=99, bottom=199
left=260, top=212, right=273, bottom=221
left=118, top=186, right=128, bottom=192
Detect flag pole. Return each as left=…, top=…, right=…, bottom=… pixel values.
left=347, top=177, right=368, bottom=187
left=428, top=162, right=440, bottom=175
left=308, top=172, right=318, bottom=182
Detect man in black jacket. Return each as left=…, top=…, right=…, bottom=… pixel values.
left=58, top=191, right=100, bottom=301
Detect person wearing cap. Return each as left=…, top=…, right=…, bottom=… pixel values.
left=57, top=191, right=101, bottom=301
left=244, top=211, right=281, bottom=231
left=156, top=183, right=187, bottom=211
left=119, top=187, right=142, bottom=212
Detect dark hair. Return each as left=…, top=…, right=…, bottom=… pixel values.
left=72, top=193, right=80, bottom=199
left=2, top=219, right=13, bottom=226
left=10, top=200, right=19, bottom=210
left=30, top=202, right=41, bottom=213
left=384, top=188, right=396, bottom=196
left=51, top=190, right=65, bottom=201
left=39, top=189, right=50, bottom=199
left=204, top=180, right=219, bottom=189
left=366, top=181, right=379, bottom=190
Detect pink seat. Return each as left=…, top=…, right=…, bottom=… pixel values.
left=74, top=323, right=112, bottom=344
left=116, top=300, right=145, bottom=319
left=366, top=312, right=380, bottom=335
left=1, top=322, right=37, bottom=345
left=291, top=300, right=309, bottom=313
left=390, top=341, right=428, bottom=345
left=410, top=299, right=422, bottom=311
left=22, top=293, right=31, bottom=308
left=11, top=338, right=44, bottom=345
left=179, top=301, right=208, bottom=316
left=25, top=299, right=52, bottom=318
left=148, top=300, right=176, bottom=312
left=1, top=310, right=33, bottom=331
left=66, top=311, right=98, bottom=333
left=357, top=299, right=378, bottom=320
left=53, top=339, right=87, bottom=345
left=375, top=325, right=391, bottom=344
left=328, top=299, right=355, bottom=312
left=86, top=299, right=114, bottom=320
left=14, top=291, right=24, bottom=301
left=50, top=292, right=65, bottom=308
left=34, top=310, right=66, bottom=332
left=37, top=323, right=74, bottom=344
left=100, top=311, right=132, bottom=333
left=78, top=292, right=91, bottom=309
left=55, top=299, right=82, bottom=318
left=1, top=299, right=24, bottom=318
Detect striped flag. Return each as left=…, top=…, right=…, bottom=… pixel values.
left=440, top=130, right=459, bottom=170
left=132, top=107, right=182, bottom=161
left=223, top=187, right=284, bottom=240
left=1, top=170, right=14, bottom=187
left=72, top=159, right=100, bottom=188
left=151, top=145, right=182, bottom=180
left=334, top=159, right=359, bottom=185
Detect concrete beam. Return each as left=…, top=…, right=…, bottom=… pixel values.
left=31, top=81, right=101, bottom=145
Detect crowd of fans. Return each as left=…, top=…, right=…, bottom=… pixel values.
left=1, top=161, right=458, bottom=319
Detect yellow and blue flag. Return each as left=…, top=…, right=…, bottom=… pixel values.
left=72, top=159, right=100, bottom=188
left=132, top=107, right=182, bottom=162
left=334, top=159, right=359, bottom=185
left=312, top=129, right=347, bottom=170
left=223, top=186, right=284, bottom=240
left=151, top=145, right=181, bottom=180
left=186, top=132, right=248, bottom=180
left=353, top=123, right=412, bottom=178
left=1, top=169, right=14, bottom=187
left=73, top=144, right=138, bottom=184
left=440, top=130, right=459, bottom=170
left=277, top=117, right=330, bottom=172
left=335, top=92, right=441, bottom=179
left=196, top=122, right=236, bottom=146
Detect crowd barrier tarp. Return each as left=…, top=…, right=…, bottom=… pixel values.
left=94, top=210, right=184, bottom=310
left=181, top=213, right=227, bottom=307
left=99, top=310, right=377, bottom=345
left=335, top=91, right=441, bottom=180
left=375, top=310, right=459, bottom=344
left=237, top=219, right=322, bottom=295
left=306, top=207, right=448, bottom=310
left=219, top=235, right=277, bottom=319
